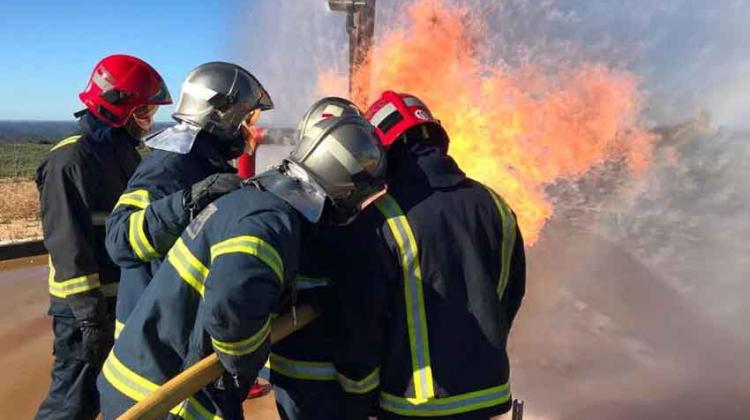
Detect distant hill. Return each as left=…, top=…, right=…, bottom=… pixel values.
left=0, top=121, right=79, bottom=144
left=0, top=121, right=175, bottom=144
left=0, top=120, right=295, bottom=145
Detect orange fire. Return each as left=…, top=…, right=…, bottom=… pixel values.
left=318, top=0, right=656, bottom=244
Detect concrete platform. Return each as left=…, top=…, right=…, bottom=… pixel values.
left=0, top=261, right=279, bottom=418
left=3, top=224, right=750, bottom=419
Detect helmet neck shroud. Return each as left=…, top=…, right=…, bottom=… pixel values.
left=386, top=123, right=449, bottom=180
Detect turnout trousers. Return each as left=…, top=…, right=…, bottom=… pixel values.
left=35, top=314, right=107, bottom=420
left=273, top=380, right=342, bottom=420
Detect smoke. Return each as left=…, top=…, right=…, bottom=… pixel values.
left=233, top=1, right=750, bottom=418
left=229, top=1, right=349, bottom=126
left=234, top=1, right=750, bottom=128
left=601, top=124, right=750, bottom=340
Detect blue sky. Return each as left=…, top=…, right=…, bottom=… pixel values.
left=1, top=0, right=748, bottom=128
left=0, top=0, right=240, bottom=121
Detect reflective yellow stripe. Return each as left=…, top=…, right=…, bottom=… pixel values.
left=115, top=189, right=151, bottom=210
left=49, top=135, right=81, bottom=151
left=114, top=319, right=125, bottom=340
left=48, top=257, right=100, bottom=297
left=483, top=186, right=518, bottom=300
left=374, top=194, right=434, bottom=402
left=101, top=351, right=221, bottom=420
left=210, top=236, right=284, bottom=283
left=211, top=316, right=271, bottom=357
left=337, top=367, right=380, bottom=394
left=167, top=238, right=209, bottom=295
left=267, top=353, right=337, bottom=381
left=128, top=209, right=160, bottom=261
left=380, top=383, right=511, bottom=417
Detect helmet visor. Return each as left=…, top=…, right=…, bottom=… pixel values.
left=256, top=87, right=274, bottom=111
left=147, top=77, right=173, bottom=105
left=248, top=73, right=274, bottom=111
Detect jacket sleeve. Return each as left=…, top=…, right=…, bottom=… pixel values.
left=331, top=216, right=396, bottom=419
left=501, top=225, right=526, bottom=327
left=105, top=171, right=191, bottom=268
left=201, top=219, right=287, bottom=379
left=39, top=162, right=108, bottom=323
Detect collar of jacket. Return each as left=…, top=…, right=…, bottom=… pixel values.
left=389, top=142, right=466, bottom=189
left=78, top=111, right=139, bottom=148
left=190, top=131, right=238, bottom=174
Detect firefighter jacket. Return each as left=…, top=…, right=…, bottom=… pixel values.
left=262, top=232, right=340, bottom=387
left=331, top=145, right=526, bottom=419
left=105, top=133, right=236, bottom=337
left=36, top=112, right=141, bottom=321
left=98, top=183, right=304, bottom=419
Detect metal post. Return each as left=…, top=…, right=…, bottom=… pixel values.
left=328, top=0, right=376, bottom=107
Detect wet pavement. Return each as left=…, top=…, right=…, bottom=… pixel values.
left=0, top=260, right=279, bottom=419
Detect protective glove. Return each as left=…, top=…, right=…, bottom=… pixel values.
left=67, top=289, right=114, bottom=367
left=183, top=173, right=242, bottom=218
left=80, top=322, right=115, bottom=368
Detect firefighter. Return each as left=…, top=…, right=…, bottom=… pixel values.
left=331, top=91, right=526, bottom=419
left=34, top=54, right=171, bottom=420
left=261, top=97, right=363, bottom=420
left=105, top=61, right=273, bottom=341
left=97, top=114, right=387, bottom=419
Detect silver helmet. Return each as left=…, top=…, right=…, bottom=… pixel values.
left=172, top=62, right=273, bottom=139
left=296, top=97, right=361, bottom=140
left=257, top=115, right=387, bottom=224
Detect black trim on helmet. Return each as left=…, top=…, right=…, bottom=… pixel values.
left=378, top=111, right=403, bottom=134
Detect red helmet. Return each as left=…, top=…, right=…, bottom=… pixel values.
left=79, top=54, right=172, bottom=127
left=364, top=90, right=445, bottom=149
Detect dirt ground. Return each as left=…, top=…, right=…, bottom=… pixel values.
left=0, top=179, right=42, bottom=243
left=0, top=258, right=279, bottom=419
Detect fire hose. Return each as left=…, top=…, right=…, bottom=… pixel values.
left=118, top=305, right=318, bottom=420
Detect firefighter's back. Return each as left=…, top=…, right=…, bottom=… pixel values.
left=98, top=183, right=303, bottom=419
left=396, top=177, right=517, bottom=366
left=369, top=152, right=525, bottom=418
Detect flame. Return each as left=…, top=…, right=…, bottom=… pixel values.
left=318, top=0, right=656, bottom=244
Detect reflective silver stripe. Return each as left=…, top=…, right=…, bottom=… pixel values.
left=268, top=353, right=337, bottom=381
left=182, top=81, right=219, bottom=101
left=403, top=96, right=427, bottom=108
left=322, top=104, right=344, bottom=116
left=91, top=211, right=109, bottom=227
left=370, top=102, right=398, bottom=127
left=47, top=258, right=101, bottom=298
left=327, top=135, right=364, bottom=174
left=100, top=282, right=119, bottom=297
left=374, top=194, right=434, bottom=401
left=294, top=276, right=330, bottom=290
left=380, top=383, right=511, bottom=417
left=304, top=125, right=324, bottom=140
left=92, top=71, right=113, bottom=91
left=211, top=316, right=271, bottom=357
left=337, top=368, right=380, bottom=394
